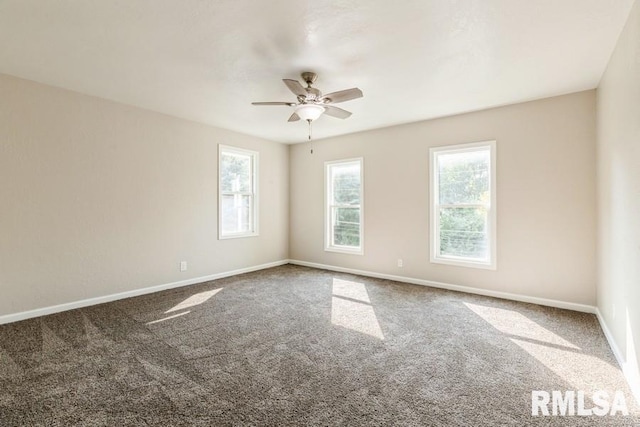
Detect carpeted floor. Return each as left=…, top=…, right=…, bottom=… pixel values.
left=0, top=264, right=638, bottom=426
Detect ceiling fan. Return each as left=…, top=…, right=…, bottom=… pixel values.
left=251, top=72, right=363, bottom=123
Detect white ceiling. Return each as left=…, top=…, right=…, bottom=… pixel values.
left=0, top=0, right=634, bottom=143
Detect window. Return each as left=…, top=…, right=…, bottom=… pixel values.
left=430, top=141, right=496, bottom=269
left=219, top=145, right=258, bottom=239
left=325, top=158, right=363, bottom=254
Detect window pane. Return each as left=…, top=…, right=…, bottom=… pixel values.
left=438, top=149, right=489, bottom=205
left=221, top=152, right=251, bottom=193
left=221, top=194, right=251, bottom=234
left=332, top=163, right=360, bottom=205
left=332, top=207, right=360, bottom=247
left=439, top=206, right=488, bottom=259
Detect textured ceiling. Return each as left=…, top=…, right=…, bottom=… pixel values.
left=0, top=0, right=634, bottom=143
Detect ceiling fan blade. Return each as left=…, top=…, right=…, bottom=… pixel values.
left=321, top=88, right=363, bottom=104
left=288, top=112, right=301, bottom=122
left=283, top=79, right=307, bottom=97
left=252, top=102, right=295, bottom=106
left=323, top=105, right=352, bottom=119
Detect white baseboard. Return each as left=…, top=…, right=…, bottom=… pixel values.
left=0, top=260, right=289, bottom=325
left=595, top=308, right=640, bottom=405
left=288, top=259, right=596, bottom=314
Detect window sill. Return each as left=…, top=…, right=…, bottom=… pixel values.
left=325, top=246, right=363, bottom=256
left=219, top=232, right=259, bottom=240
left=431, top=256, right=496, bottom=270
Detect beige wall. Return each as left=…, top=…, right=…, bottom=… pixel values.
left=0, top=74, right=597, bottom=318
left=0, top=73, right=289, bottom=317
left=290, top=91, right=597, bottom=305
left=597, top=0, right=640, bottom=398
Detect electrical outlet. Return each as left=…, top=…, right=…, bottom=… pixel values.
left=180, top=261, right=187, bottom=272
left=397, top=259, right=403, bottom=268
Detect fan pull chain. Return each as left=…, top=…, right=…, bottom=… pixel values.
left=308, top=119, right=314, bottom=154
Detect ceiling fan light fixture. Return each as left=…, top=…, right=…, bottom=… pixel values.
left=295, top=104, right=325, bottom=121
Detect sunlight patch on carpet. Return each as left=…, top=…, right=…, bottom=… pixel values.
left=166, top=289, right=222, bottom=313
left=464, top=302, right=627, bottom=392
left=331, top=279, right=384, bottom=339
left=147, top=311, right=191, bottom=325
left=511, top=337, right=625, bottom=392
left=464, top=302, right=579, bottom=349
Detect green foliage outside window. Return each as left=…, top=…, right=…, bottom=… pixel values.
left=334, top=207, right=360, bottom=246
left=330, top=163, right=361, bottom=248
left=438, top=150, right=489, bottom=259
left=220, top=149, right=254, bottom=235
left=221, top=152, right=251, bottom=193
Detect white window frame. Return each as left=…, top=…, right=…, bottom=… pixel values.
left=429, top=141, right=496, bottom=270
left=324, top=158, right=364, bottom=255
left=218, top=144, right=259, bottom=239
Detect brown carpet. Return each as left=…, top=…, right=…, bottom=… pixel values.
left=0, top=264, right=638, bottom=426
